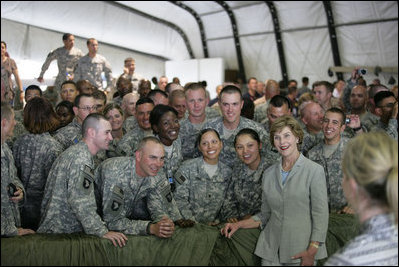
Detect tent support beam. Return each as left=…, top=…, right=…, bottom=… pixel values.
left=106, top=1, right=195, bottom=59
left=169, top=1, right=208, bottom=58
left=216, top=1, right=246, bottom=83
left=323, top=1, right=343, bottom=81
left=265, top=1, right=288, bottom=87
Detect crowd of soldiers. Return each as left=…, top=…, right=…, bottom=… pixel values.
left=1, top=34, right=398, bottom=254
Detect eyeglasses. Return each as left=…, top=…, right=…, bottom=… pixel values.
left=78, top=106, right=98, bottom=111
left=378, top=101, right=397, bottom=109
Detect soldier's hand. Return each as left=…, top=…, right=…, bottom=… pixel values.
left=37, top=77, right=44, bottom=83
left=17, top=228, right=35, bottom=236
left=10, top=187, right=24, bottom=203
left=103, top=231, right=128, bottom=247
left=207, top=221, right=220, bottom=226
left=391, top=101, right=398, bottom=119
left=227, top=217, right=239, bottom=223
left=220, top=223, right=239, bottom=239
left=339, top=205, right=355, bottom=214
left=150, top=216, right=175, bottom=238
left=174, top=219, right=195, bottom=228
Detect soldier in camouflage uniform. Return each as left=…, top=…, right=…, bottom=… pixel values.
left=38, top=114, right=127, bottom=247
left=1, top=102, right=34, bottom=236
left=150, top=104, right=183, bottom=191
left=299, top=100, right=325, bottom=156
left=180, top=82, right=220, bottom=160
left=12, top=97, right=63, bottom=230
left=202, top=85, right=269, bottom=169
left=54, top=94, right=97, bottom=150
left=96, top=137, right=179, bottom=237
left=253, top=79, right=280, bottom=123
left=37, top=33, right=84, bottom=93
left=364, top=91, right=398, bottom=140
left=174, top=129, right=232, bottom=224
left=74, top=38, right=112, bottom=91
left=120, top=57, right=144, bottom=92
left=308, top=108, right=350, bottom=213
left=221, top=129, right=274, bottom=222
left=116, top=98, right=154, bottom=156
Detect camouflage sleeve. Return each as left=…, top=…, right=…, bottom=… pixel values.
left=103, top=59, right=113, bottom=88
left=68, top=165, right=108, bottom=237
left=173, top=167, right=196, bottom=221
left=219, top=173, right=239, bottom=221
left=148, top=175, right=182, bottom=221
left=1, top=158, right=19, bottom=236
left=102, top=182, right=150, bottom=235
left=386, top=119, right=398, bottom=140
left=39, top=49, right=58, bottom=78
left=115, top=134, right=135, bottom=157
left=73, top=59, right=83, bottom=83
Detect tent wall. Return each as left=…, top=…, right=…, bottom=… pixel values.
left=1, top=1, right=398, bottom=89
left=1, top=18, right=165, bottom=88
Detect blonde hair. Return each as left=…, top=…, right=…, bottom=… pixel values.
left=269, top=115, right=303, bottom=151
left=342, top=131, right=398, bottom=223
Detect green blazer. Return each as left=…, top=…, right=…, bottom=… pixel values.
left=253, top=153, right=329, bottom=264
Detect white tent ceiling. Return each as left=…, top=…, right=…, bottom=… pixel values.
left=1, top=1, right=398, bottom=92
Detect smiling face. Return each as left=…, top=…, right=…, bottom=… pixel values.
left=219, top=92, right=243, bottom=126
left=135, top=141, right=165, bottom=177
left=105, top=108, right=124, bottom=132
left=135, top=103, right=153, bottom=130
left=153, top=111, right=180, bottom=146
left=273, top=126, right=299, bottom=158
left=198, top=130, right=223, bottom=165
left=322, top=111, right=345, bottom=145
left=235, top=134, right=261, bottom=170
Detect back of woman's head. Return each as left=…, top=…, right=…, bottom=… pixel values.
left=342, top=131, right=398, bottom=223
left=24, top=97, right=60, bottom=134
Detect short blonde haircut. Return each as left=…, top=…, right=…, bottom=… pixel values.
left=342, top=131, right=398, bottom=223
left=269, top=115, right=303, bottom=151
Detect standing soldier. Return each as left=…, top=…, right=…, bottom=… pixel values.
left=180, top=82, right=220, bottom=161
left=74, top=38, right=113, bottom=92
left=97, top=136, right=184, bottom=237
left=1, top=102, right=35, bottom=236
left=308, top=108, right=352, bottom=214
left=37, top=114, right=127, bottom=247
left=120, top=57, right=144, bottom=92
left=202, top=85, right=269, bottom=169
left=37, top=33, right=84, bottom=95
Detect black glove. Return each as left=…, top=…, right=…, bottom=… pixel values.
left=174, top=219, right=196, bottom=228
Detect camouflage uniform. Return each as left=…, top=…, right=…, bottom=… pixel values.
left=301, top=129, right=324, bottom=157
left=43, top=88, right=59, bottom=108
left=39, top=46, right=84, bottom=92
left=116, top=127, right=153, bottom=157
left=12, top=132, right=63, bottom=230
left=6, top=119, right=28, bottom=150
left=203, top=116, right=269, bottom=168
left=74, top=54, right=112, bottom=91
left=221, top=156, right=273, bottom=220
left=122, top=116, right=138, bottom=133
left=364, top=118, right=398, bottom=141
left=174, top=157, right=232, bottom=223
left=120, top=72, right=144, bottom=92
left=343, top=111, right=379, bottom=138
left=205, top=106, right=221, bottom=119
left=158, top=136, right=183, bottom=191
left=37, top=141, right=108, bottom=236
left=95, top=156, right=181, bottom=235
left=254, top=100, right=269, bottom=123
left=1, top=143, right=25, bottom=236
left=308, top=137, right=350, bottom=212
left=53, top=117, right=82, bottom=150
left=179, top=118, right=206, bottom=161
